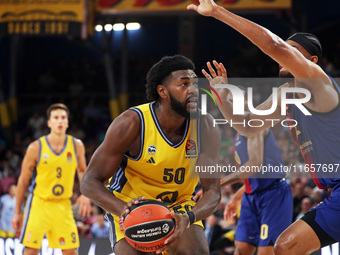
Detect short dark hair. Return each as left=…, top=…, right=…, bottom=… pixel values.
left=46, top=103, right=69, bottom=119
left=145, top=55, right=195, bottom=101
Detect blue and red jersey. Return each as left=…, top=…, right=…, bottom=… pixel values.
left=286, top=77, right=340, bottom=189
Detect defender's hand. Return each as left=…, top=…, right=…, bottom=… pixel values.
left=187, top=0, right=218, bottom=17
left=202, top=60, right=229, bottom=100
left=224, top=198, right=240, bottom=221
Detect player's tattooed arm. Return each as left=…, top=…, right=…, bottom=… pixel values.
left=28, top=165, right=35, bottom=172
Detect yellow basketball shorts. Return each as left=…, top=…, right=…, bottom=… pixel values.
left=20, top=193, right=79, bottom=249
left=106, top=198, right=204, bottom=250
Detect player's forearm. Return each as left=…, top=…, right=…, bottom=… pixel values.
left=220, top=160, right=262, bottom=187
left=15, top=177, right=30, bottom=214
left=220, top=173, right=243, bottom=187
left=77, top=170, right=85, bottom=183
left=216, top=99, right=252, bottom=135
left=80, top=177, right=126, bottom=216
left=191, top=186, right=221, bottom=222
left=212, top=6, right=284, bottom=56
left=231, top=185, right=245, bottom=202
left=215, top=95, right=265, bottom=135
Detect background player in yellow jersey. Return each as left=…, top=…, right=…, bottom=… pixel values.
left=11, top=103, right=92, bottom=255
left=81, top=55, right=222, bottom=255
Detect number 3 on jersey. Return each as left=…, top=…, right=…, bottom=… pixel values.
left=56, top=167, right=62, bottom=178
left=163, top=168, right=185, bottom=184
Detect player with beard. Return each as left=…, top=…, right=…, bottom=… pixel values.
left=81, top=55, right=221, bottom=255
left=189, top=1, right=340, bottom=254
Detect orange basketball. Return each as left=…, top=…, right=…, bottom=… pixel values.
left=123, top=200, right=175, bottom=252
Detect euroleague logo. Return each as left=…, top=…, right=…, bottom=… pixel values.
left=186, top=140, right=196, bottom=155
left=162, top=223, right=169, bottom=234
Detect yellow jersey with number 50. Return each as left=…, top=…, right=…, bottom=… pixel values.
left=108, top=102, right=200, bottom=206
left=29, top=135, right=78, bottom=200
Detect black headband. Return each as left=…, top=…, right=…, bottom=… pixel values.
left=287, top=33, right=322, bottom=60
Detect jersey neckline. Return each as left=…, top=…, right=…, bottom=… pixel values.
left=149, top=101, right=189, bottom=148
left=44, top=135, right=68, bottom=156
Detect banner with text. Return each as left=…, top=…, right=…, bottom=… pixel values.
left=0, top=0, right=87, bottom=37
left=0, top=237, right=338, bottom=255
left=97, top=0, right=291, bottom=12
left=0, top=237, right=113, bottom=255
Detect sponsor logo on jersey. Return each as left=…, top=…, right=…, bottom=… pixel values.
left=146, top=157, right=155, bottom=164
left=43, top=153, right=49, bottom=164
left=186, top=140, right=197, bottom=155
left=66, top=152, right=72, bottom=162
left=52, top=184, right=64, bottom=196
left=147, top=145, right=157, bottom=156
left=156, top=191, right=178, bottom=204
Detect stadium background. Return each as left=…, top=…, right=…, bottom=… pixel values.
left=0, top=0, right=340, bottom=254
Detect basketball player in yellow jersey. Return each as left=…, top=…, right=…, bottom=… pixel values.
left=81, top=55, right=222, bottom=255
left=12, top=103, right=91, bottom=255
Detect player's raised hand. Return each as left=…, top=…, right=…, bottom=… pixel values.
left=224, top=197, right=240, bottom=221
left=187, top=0, right=218, bottom=17
left=75, top=194, right=92, bottom=217
left=202, top=60, right=230, bottom=100
left=202, top=60, right=228, bottom=84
